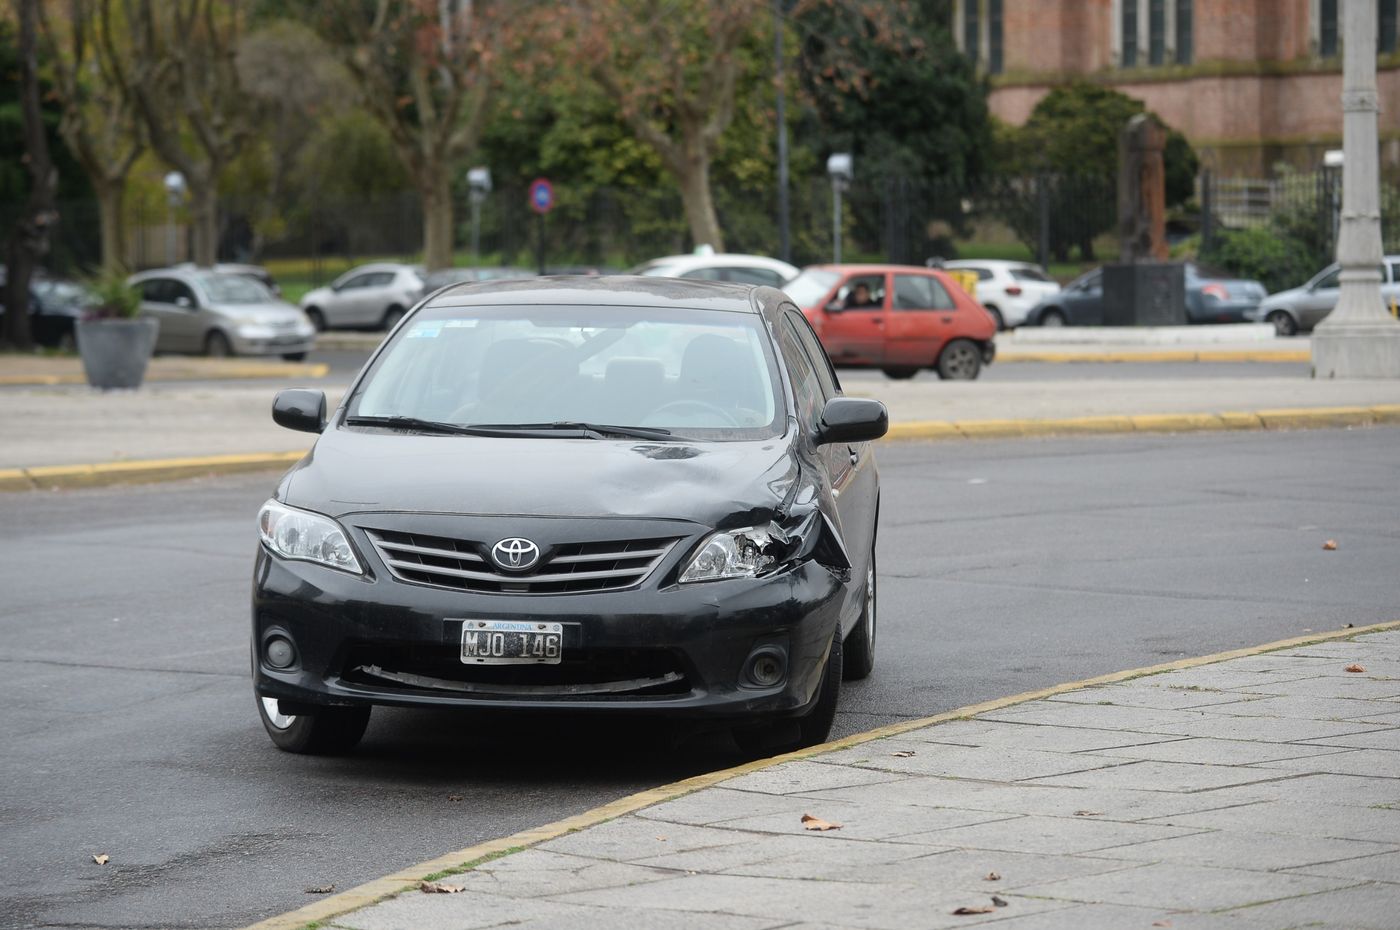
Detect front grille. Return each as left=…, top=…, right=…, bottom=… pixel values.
left=365, top=528, right=678, bottom=594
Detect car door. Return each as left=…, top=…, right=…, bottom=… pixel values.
left=885, top=272, right=958, bottom=366
left=1297, top=266, right=1340, bottom=329
left=138, top=278, right=201, bottom=353
left=327, top=273, right=374, bottom=327
left=1064, top=270, right=1104, bottom=324
left=815, top=273, right=887, bottom=366
left=357, top=271, right=400, bottom=326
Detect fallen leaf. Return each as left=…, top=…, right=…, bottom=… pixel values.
left=891, top=750, right=917, bottom=758
left=655, top=836, right=668, bottom=842
left=1153, top=922, right=1173, bottom=928
left=952, top=905, right=996, bottom=915
left=304, top=884, right=335, bottom=894
left=92, top=854, right=109, bottom=865
left=801, top=813, right=842, bottom=831
left=1074, top=810, right=1102, bottom=817
left=419, top=881, right=463, bottom=894
left=447, top=794, right=463, bottom=802
left=1323, top=539, right=1338, bottom=550
left=1343, top=623, right=1355, bottom=629
left=1345, top=664, right=1365, bottom=673
left=983, top=871, right=1001, bottom=881
left=992, top=895, right=1008, bottom=907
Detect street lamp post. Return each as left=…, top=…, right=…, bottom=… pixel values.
left=828, top=153, right=853, bottom=264
left=467, top=167, right=492, bottom=265
left=163, top=171, right=186, bottom=266
left=1311, top=0, right=1400, bottom=378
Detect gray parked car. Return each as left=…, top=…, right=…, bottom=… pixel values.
left=129, top=268, right=316, bottom=360
left=298, top=263, right=424, bottom=332
left=1248, top=257, right=1400, bottom=336
left=1025, top=264, right=1266, bottom=327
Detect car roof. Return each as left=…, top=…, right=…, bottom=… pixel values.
left=426, top=275, right=765, bottom=313
left=943, top=259, right=1039, bottom=270
left=801, top=263, right=945, bottom=274
left=643, top=254, right=796, bottom=270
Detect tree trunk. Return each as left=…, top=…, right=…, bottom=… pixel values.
left=189, top=183, right=219, bottom=267
left=421, top=168, right=455, bottom=271
left=96, top=178, right=127, bottom=274
left=674, top=147, right=724, bottom=253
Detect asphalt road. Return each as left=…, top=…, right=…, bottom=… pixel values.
left=3, top=428, right=1398, bottom=929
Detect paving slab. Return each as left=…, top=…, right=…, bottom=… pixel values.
left=1009, top=860, right=1355, bottom=911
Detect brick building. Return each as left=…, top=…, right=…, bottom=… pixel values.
left=952, top=0, right=1400, bottom=175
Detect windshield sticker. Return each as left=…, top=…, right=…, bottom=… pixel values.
left=406, top=322, right=442, bottom=338
left=444, top=319, right=478, bottom=329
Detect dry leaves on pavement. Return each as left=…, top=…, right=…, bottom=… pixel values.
left=1345, top=664, right=1366, bottom=673
left=304, top=884, right=335, bottom=894
left=801, top=813, right=842, bottom=831
left=984, top=871, right=1001, bottom=881
left=991, top=895, right=1008, bottom=907
left=91, top=854, right=109, bottom=865
left=1323, top=540, right=1338, bottom=550
left=891, top=750, right=917, bottom=758
left=1073, top=810, right=1102, bottom=816
left=952, top=905, right=997, bottom=915
left=419, top=881, right=463, bottom=894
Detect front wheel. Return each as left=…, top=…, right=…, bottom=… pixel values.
left=205, top=330, right=233, bottom=358
left=281, top=352, right=308, bottom=362
left=843, top=547, right=876, bottom=681
left=1267, top=310, right=1298, bottom=337
left=382, top=305, right=406, bottom=331
left=733, top=634, right=841, bottom=756
left=1040, top=309, right=1067, bottom=327
left=936, top=339, right=982, bottom=380
left=255, top=692, right=370, bottom=755
left=881, top=367, right=919, bottom=380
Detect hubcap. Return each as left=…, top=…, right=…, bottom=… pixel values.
left=1043, top=313, right=1064, bottom=327
left=949, top=346, right=976, bottom=378
left=260, top=696, right=296, bottom=730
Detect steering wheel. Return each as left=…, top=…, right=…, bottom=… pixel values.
left=645, top=399, right=740, bottom=427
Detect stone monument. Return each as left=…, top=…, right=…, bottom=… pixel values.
left=1311, top=0, right=1400, bottom=378
left=1103, top=114, right=1185, bottom=326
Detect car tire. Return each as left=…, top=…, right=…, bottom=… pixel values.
left=382, top=305, right=406, bottom=331
left=984, top=305, right=1005, bottom=331
left=936, top=339, right=982, bottom=380
left=205, top=330, right=233, bottom=358
left=281, top=352, right=308, bottom=362
left=843, top=545, right=876, bottom=681
left=733, top=633, right=842, bottom=756
left=305, top=307, right=326, bottom=332
left=255, top=692, right=370, bottom=755
left=881, top=367, right=919, bottom=380
left=1267, top=310, right=1298, bottom=337
left=1040, top=309, right=1067, bottom=327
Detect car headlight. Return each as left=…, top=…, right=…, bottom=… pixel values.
left=257, top=499, right=362, bottom=573
left=680, top=527, right=779, bottom=583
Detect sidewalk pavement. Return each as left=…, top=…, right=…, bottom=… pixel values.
left=283, top=626, right=1400, bottom=930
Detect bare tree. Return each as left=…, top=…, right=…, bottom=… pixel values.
left=310, top=0, right=497, bottom=270
left=35, top=0, right=145, bottom=273
left=2, top=0, right=58, bottom=351
left=573, top=0, right=761, bottom=251
left=115, top=0, right=252, bottom=266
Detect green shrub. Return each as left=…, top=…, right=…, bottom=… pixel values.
left=1195, top=227, right=1313, bottom=294
left=84, top=275, right=142, bottom=320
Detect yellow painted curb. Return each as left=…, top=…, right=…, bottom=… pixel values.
left=1371, top=404, right=1400, bottom=424
left=10, top=451, right=308, bottom=492
left=997, top=349, right=1310, bottom=364
left=241, top=619, right=1400, bottom=930
left=1256, top=406, right=1377, bottom=429
left=1127, top=412, right=1226, bottom=432
left=0, top=362, right=328, bottom=387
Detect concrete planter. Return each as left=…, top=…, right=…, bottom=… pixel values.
left=76, top=317, right=159, bottom=390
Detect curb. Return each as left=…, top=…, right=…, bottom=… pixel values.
left=0, top=451, right=307, bottom=492
left=5, top=405, right=1398, bottom=493
left=0, top=362, right=330, bottom=387
left=241, top=619, right=1400, bottom=930
left=996, top=349, right=1309, bottom=364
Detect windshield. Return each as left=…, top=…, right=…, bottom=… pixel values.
left=348, top=304, right=784, bottom=441
left=628, top=261, right=676, bottom=277
left=33, top=280, right=96, bottom=311
left=198, top=273, right=274, bottom=304
left=782, top=269, right=840, bottom=307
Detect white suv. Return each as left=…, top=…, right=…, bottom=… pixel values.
left=943, top=260, right=1061, bottom=330
left=299, top=263, right=424, bottom=332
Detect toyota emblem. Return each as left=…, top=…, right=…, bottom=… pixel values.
left=491, top=537, right=541, bottom=572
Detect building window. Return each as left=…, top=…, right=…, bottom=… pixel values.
left=1382, top=0, right=1399, bottom=54
left=1121, top=0, right=1140, bottom=67
left=1149, top=0, right=1166, bottom=64
left=1320, top=0, right=1339, bottom=57
left=964, top=0, right=979, bottom=65
left=988, top=0, right=1003, bottom=73
left=1175, top=0, right=1193, bottom=63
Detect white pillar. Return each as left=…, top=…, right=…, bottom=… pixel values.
left=1311, top=0, right=1400, bottom=378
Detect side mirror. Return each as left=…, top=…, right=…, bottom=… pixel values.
left=272, top=389, right=327, bottom=434
left=824, top=300, right=845, bottom=313
left=815, top=397, right=888, bottom=445
left=174, top=296, right=193, bottom=309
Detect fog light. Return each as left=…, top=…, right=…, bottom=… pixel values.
left=745, top=647, right=786, bottom=688
left=265, top=635, right=296, bottom=669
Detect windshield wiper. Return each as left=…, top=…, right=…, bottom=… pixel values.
left=343, top=415, right=510, bottom=436
left=471, top=421, right=675, bottom=441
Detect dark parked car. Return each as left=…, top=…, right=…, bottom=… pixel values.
left=0, top=268, right=96, bottom=349
left=1025, top=264, right=1267, bottom=326
left=253, top=277, right=886, bottom=755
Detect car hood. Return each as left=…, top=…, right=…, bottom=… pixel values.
left=209, top=301, right=307, bottom=323
left=285, top=425, right=799, bottom=527
left=1260, top=285, right=1307, bottom=307
left=300, top=287, right=334, bottom=307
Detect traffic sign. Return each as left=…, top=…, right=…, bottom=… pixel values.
left=528, top=178, right=554, bottom=215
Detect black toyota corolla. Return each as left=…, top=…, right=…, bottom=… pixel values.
left=252, top=277, right=885, bottom=754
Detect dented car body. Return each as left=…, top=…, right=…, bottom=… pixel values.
left=252, top=278, right=886, bottom=754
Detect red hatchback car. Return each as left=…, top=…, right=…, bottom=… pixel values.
left=784, top=264, right=997, bottom=379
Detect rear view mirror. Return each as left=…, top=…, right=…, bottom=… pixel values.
left=272, top=389, right=327, bottom=434
left=824, top=300, right=844, bottom=313
left=815, top=397, right=888, bottom=445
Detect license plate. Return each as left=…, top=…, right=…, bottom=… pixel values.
left=459, top=620, right=563, bottom=665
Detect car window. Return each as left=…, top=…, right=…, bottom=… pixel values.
left=1011, top=267, right=1052, bottom=282
left=339, top=274, right=373, bottom=290
left=724, top=267, right=784, bottom=287
left=1073, top=271, right=1102, bottom=292
left=893, top=274, right=956, bottom=311
left=198, top=273, right=271, bottom=304
left=835, top=275, right=884, bottom=310
left=1314, top=268, right=1341, bottom=290
left=785, top=309, right=839, bottom=398
left=962, top=266, right=993, bottom=281
left=350, top=304, right=783, bottom=441
left=370, top=272, right=398, bottom=287
left=138, top=279, right=172, bottom=303
left=680, top=267, right=725, bottom=281
left=776, top=318, right=825, bottom=434
left=782, top=269, right=841, bottom=306
left=169, top=281, right=198, bottom=307
left=1389, top=262, right=1399, bottom=284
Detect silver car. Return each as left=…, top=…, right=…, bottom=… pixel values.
left=1249, top=256, right=1400, bottom=336
left=130, top=268, right=317, bottom=360
left=298, top=263, right=424, bottom=332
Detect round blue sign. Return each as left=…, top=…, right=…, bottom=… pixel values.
left=529, top=178, right=554, bottom=214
